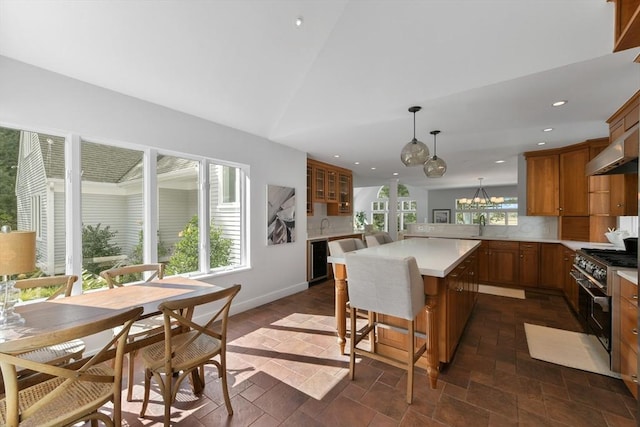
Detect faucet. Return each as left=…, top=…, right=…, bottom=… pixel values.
left=320, top=218, right=330, bottom=235
left=478, top=214, right=486, bottom=235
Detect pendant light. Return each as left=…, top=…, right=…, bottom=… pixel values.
left=424, top=130, right=447, bottom=177
left=400, top=106, right=429, bottom=166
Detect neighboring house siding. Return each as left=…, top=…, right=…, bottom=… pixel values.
left=16, top=132, right=50, bottom=273
left=53, top=191, right=65, bottom=274
left=159, top=188, right=197, bottom=255
left=82, top=193, right=133, bottom=257
left=210, top=168, right=241, bottom=264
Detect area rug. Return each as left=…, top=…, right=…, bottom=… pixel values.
left=524, top=323, right=620, bottom=378
left=478, top=284, right=525, bottom=299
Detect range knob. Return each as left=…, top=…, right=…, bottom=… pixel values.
left=593, top=268, right=607, bottom=281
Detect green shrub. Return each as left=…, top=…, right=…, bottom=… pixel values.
left=166, top=216, right=232, bottom=275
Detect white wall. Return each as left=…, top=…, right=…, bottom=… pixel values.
left=0, top=55, right=308, bottom=314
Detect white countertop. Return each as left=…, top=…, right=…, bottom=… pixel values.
left=327, top=237, right=481, bottom=278
left=617, top=269, right=638, bottom=285
left=403, top=232, right=617, bottom=251
left=307, top=230, right=364, bottom=241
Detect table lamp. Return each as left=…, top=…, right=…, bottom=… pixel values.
left=0, top=226, right=35, bottom=327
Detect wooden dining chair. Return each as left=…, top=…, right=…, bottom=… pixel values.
left=0, top=305, right=143, bottom=426
left=139, top=284, right=241, bottom=426
left=344, top=252, right=426, bottom=404
left=100, top=263, right=166, bottom=401
left=13, top=275, right=85, bottom=370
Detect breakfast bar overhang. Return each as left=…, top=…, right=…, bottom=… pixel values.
left=328, top=237, right=481, bottom=389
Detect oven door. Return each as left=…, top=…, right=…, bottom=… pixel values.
left=577, top=277, right=611, bottom=352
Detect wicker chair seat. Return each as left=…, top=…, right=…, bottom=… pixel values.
left=17, top=338, right=85, bottom=369
left=0, top=365, right=113, bottom=427
left=140, top=330, right=221, bottom=373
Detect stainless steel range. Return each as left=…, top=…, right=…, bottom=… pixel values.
left=571, top=248, right=638, bottom=353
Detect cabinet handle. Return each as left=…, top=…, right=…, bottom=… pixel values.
left=520, top=254, right=524, bottom=258
left=633, top=328, right=638, bottom=335
left=469, top=271, right=474, bottom=276
left=633, top=295, right=638, bottom=300
left=632, top=374, right=638, bottom=384
left=558, top=207, right=563, bottom=211
left=617, top=203, right=623, bottom=207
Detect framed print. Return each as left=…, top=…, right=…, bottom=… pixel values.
left=267, top=185, right=296, bottom=245
left=433, top=209, right=450, bottom=224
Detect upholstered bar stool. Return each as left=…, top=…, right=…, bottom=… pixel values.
left=344, top=252, right=426, bottom=404
left=365, top=231, right=393, bottom=247
left=328, top=238, right=365, bottom=273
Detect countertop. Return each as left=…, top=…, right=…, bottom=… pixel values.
left=327, top=237, right=480, bottom=277
left=403, top=232, right=618, bottom=251
left=617, top=270, right=638, bottom=285
left=307, top=230, right=364, bottom=241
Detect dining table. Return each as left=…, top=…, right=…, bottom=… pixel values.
left=0, top=276, right=224, bottom=389
left=327, top=237, right=481, bottom=389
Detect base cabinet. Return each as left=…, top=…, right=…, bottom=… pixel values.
left=562, top=248, right=577, bottom=312
left=485, top=241, right=519, bottom=286
left=538, top=243, right=564, bottom=290
left=618, top=277, right=638, bottom=398
left=519, top=242, right=540, bottom=288
left=376, top=249, right=478, bottom=367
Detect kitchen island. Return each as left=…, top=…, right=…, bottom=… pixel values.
left=328, top=237, right=481, bottom=389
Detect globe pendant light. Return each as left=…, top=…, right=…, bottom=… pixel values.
left=400, top=106, right=429, bottom=166
left=424, top=130, right=447, bottom=178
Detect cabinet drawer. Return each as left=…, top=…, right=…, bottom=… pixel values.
left=620, top=340, right=638, bottom=399
left=488, top=240, right=519, bottom=250
left=519, top=242, right=539, bottom=250
left=620, top=278, right=638, bottom=305
left=621, top=297, right=639, bottom=346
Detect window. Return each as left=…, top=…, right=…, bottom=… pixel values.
left=370, top=184, right=416, bottom=232
left=455, top=196, right=518, bottom=226
left=30, top=195, right=41, bottom=238
left=221, top=165, right=238, bottom=204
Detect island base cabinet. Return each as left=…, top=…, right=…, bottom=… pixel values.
left=375, top=250, right=478, bottom=368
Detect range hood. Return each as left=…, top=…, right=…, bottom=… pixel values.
left=586, top=123, right=639, bottom=176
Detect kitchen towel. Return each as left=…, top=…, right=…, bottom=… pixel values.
left=524, top=323, right=620, bottom=379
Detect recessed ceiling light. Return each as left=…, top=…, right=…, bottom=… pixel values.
left=354, top=161, right=360, bottom=165
left=552, top=100, right=568, bottom=107
left=333, top=154, right=340, bottom=158
left=537, top=141, right=546, bottom=146
left=543, top=128, right=553, bottom=132
left=295, top=16, right=304, bottom=27
left=371, top=167, right=376, bottom=170
left=495, top=160, right=505, bottom=164
left=392, top=172, right=399, bottom=176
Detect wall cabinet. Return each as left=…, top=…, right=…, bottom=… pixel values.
left=307, top=159, right=353, bottom=216
left=618, top=277, right=638, bottom=398
left=519, top=242, right=539, bottom=288
left=605, top=90, right=640, bottom=217
left=525, top=145, right=589, bottom=216
left=612, top=0, right=640, bottom=52
left=526, top=140, right=617, bottom=242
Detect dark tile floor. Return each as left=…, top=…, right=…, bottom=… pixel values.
left=117, top=280, right=638, bottom=426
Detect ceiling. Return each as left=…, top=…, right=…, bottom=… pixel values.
left=1, top=1, right=639, bottom=190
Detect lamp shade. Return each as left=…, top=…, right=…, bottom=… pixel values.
left=0, top=231, right=36, bottom=276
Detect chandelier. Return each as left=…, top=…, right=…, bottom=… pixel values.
left=400, top=106, right=429, bottom=166
left=424, top=130, right=447, bottom=177
left=459, top=178, right=504, bottom=208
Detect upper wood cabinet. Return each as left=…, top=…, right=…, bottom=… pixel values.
left=606, top=90, right=639, bottom=217
left=611, top=0, right=640, bottom=52
left=526, top=153, right=559, bottom=216
left=307, top=159, right=353, bottom=216
left=525, top=144, right=589, bottom=216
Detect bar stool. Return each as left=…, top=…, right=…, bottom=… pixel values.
left=365, top=232, right=393, bottom=247
left=344, top=252, right=426, bottom=404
